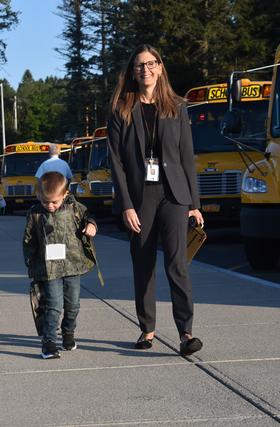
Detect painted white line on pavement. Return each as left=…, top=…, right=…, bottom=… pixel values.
left=48, top=414, right=273, bottom=426
left=1, top=356, right=280, bottom=376
left=192, top=260, right=280, bottom=290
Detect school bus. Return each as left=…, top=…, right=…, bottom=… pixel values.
left=69, top=127, right=113, bottom=212
left=186, top=80, right=271, bottom=221
left=223, top=47, right=280, bottom=269
left=0, top=141, right=71, bottom=212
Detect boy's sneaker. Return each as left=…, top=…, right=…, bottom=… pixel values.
left=41, top=341, right=61, bottom=359
left=62, top=332, right=77, bottom=351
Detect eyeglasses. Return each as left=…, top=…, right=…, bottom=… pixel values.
left=134, top=60, right=159, bottom=71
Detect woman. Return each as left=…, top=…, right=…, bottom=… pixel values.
left=108, top=44, right=203, bottom=356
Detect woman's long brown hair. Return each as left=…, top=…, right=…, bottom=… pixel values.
left=110, top=44, right=183, bottom=125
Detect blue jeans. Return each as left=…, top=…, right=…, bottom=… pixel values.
left=42, top=275, right=80, bottom=343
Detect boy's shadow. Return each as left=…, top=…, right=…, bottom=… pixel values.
left=0, top=334, right=176, bottom=359
left=0, top=334, right=41, bottom=359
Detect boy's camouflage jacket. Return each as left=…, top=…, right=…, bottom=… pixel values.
left=23, top=195, right=97, bottom=281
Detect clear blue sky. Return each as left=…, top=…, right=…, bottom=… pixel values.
left=1, top=0, right=65, bottom=89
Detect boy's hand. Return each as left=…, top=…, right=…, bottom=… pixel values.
left=82, top=223, right=97, bottom=237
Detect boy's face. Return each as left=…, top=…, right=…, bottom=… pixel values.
left=39, top=189, right=67, bottom=212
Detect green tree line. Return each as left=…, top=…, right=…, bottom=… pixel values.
left=0, top=0, right=280, bottom=150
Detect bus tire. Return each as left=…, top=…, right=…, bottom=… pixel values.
left=244, top=237, right=279, bottom=270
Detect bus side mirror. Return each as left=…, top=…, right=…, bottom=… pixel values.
left=220, top=110, right=242, bottom=135
left=227, top=78, right=242, bottom=103
left=233, top=79, right=242, bottom=102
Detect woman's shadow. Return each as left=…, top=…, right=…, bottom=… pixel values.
left=0, top=334, right=176, bottom=359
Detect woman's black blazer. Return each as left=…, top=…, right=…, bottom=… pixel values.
left=108, top=101, right=200, bottom=214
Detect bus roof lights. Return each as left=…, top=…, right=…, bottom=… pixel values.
left=240, top=79, right=251, bottom=86
left=262, top=84, right=271, bottom=98
left=187, top=88, right=207, bottom=103
left=5, top=145, right=16, bottom=153
left=94, top=127, right=107, bottom=138
left=71, top=136, right=93, bottom=146
left=40, top=145, right=49, bottom=151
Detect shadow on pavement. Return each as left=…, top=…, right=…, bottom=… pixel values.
left=0, top=334, right=176, bottom=359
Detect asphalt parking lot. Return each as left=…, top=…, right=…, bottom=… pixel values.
left=0, top=215, right=280, bottom=426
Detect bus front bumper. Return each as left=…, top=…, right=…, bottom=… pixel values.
left=200, top=197, right=240, bottom=221
left=76, top=197, right=113, bottom=213
left=5, top=197, right=38, bottom=211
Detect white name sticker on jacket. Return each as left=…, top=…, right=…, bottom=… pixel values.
left=45, top=244, right=66, bottom=260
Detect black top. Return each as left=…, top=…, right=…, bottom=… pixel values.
left=141, top=102, right=160, bottom=159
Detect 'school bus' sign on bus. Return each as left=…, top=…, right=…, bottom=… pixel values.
left=15, top=144, right=49, bottom=153
left=5, top=142, right=50, bottom=154
left=208, top=85, right=262, bottom=101
left=188, top=81, right=271, bottom=103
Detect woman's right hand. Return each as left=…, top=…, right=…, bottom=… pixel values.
left=122, top=209, right=141, bottom=233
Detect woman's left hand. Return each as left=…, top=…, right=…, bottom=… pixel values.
left=189, top=209, right=204, bottom=227
left=83, top=223, right=97, bottom=237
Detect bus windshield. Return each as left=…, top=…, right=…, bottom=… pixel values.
left=188, top=101, right=268, bottom=154
left=2, top=153, right=49, bottom=177
left=70, top=144, right=91, bottom=173
left=90, top=139, right=109, bottom=170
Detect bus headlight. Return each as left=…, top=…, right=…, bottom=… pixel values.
left=242, top=177, right=267, bottom=193
left=76, top=184, right=86, bottom=194
left=69, top=182, right=78, bottom=194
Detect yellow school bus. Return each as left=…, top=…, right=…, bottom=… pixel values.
left=0, top=141, right=71, bottom=212
left=186, top=80, right=271, bottom=221
left=223, top=46, right=280, bottom=269
left=69, top=127, right=113, bottom=213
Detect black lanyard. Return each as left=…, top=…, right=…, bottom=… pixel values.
left=140, top=103, right=158, bottom=159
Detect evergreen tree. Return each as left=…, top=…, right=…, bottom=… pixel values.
left=106, top=0, right=238, bottom=95
left=16, top=71, right=68, bottom=142
left=56, top=0, right=93, bottom=137
left=0, top=0, right=19, bottom=63
left=232, top=0, right=280, bottom=73
left=0, top=78, right=16, bottom=147
left=87, top=0, right=120, bottom=124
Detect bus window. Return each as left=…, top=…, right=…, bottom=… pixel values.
left=188, top=101, right=268, bottom=154
left=70, top=144, right=90, bottom=173
left=90, top=139, right=109, bottom=170
left=2, top=153, right=49, bottom=177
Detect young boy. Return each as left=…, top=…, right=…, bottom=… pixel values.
left=23, top=171, right=97, bottom=359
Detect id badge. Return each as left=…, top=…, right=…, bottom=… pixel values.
left=145, top=158, right=159, bottom=182
left=45, top=243, right=66, bottom=260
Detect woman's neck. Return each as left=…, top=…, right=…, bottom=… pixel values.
left=139, top=88, right=154, bottom=104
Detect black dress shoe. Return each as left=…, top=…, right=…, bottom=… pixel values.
left=135, top=333, right=153, bottom=349
left=180, top=337, right=203, bottom=356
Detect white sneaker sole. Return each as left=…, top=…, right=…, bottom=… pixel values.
left=62, top=343, right=77, bottom=351
left=41, top=351, right=61, bottom=359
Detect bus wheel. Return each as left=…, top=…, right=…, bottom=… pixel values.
left=244, top=238, right=279, bottom=270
